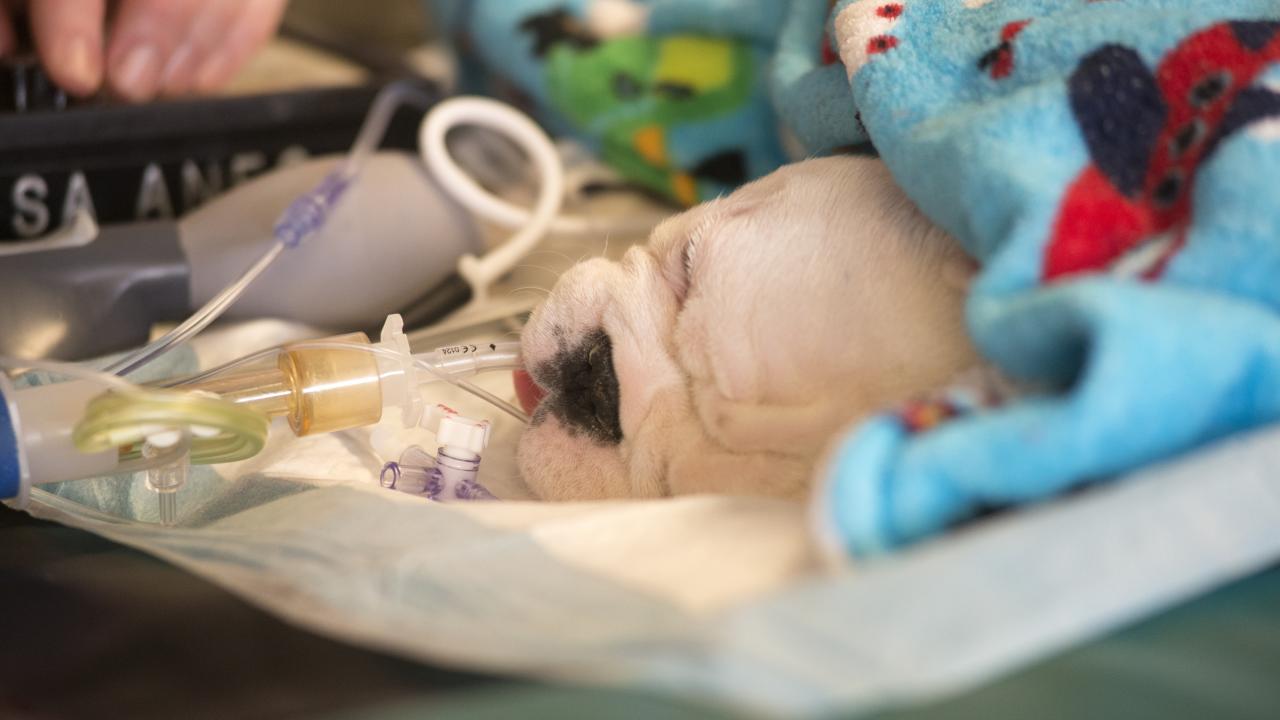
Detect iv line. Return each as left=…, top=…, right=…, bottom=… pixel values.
left=102, top=82, right=438, bottom=378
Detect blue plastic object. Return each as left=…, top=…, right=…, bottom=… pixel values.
left=0, top=383, right=22, bottom=499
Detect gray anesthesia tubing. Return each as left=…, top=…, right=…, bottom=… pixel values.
left=0, top=221, right=188, bottom=361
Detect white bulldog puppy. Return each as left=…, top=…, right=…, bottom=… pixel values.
left=516, top=156, right=978, bottom=501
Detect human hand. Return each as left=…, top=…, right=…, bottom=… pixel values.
left=0, top=0, right=288, bottom=102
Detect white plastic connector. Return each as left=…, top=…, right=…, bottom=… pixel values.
left=375, top=314, right=426, bottom=427
left=437, top=414, right=491, bottom=459
left=420, top=404, right=491, bottom=460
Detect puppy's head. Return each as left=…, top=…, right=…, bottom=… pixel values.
left=517, top=157, right=977, bottom=501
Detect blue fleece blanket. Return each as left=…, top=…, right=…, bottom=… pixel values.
left=819, top=1, right=1280, bottom=556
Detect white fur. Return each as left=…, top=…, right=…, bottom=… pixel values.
left=518, top=156, right=977, bottom=500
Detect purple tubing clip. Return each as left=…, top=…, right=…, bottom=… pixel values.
left=378, top=446, right=497, bottom=502
left=379, top=461, right=401, bottom=489
left=272, top=171, right=352, bottom=248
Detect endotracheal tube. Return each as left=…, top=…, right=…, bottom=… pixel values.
left=174, top=315, right=525, bottom=437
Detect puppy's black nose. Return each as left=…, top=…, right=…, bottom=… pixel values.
left=542, top=330, right=623, bottom=444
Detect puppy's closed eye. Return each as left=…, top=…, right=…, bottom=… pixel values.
left=681, top=231, right=701, bottom=283
left=653, top=183, right=773, bottom=304
left=659, top=214, right=713, bottom=303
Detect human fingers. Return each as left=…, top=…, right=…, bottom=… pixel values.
left=29, top=0, right=107, bottom=96
left=103, top=0, right=204, bottom=101
left=0, top=6, right=16, bottom=58
left=184, top=0, right=286, bottom=95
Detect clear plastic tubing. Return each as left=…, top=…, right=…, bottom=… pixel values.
left=142, top=432, right=190, bottom=526
left=415, top=341, right=522, bottom=378
left=174, top=339, right=522, bottom=399
left=102, top=81, right=436, bottom=378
